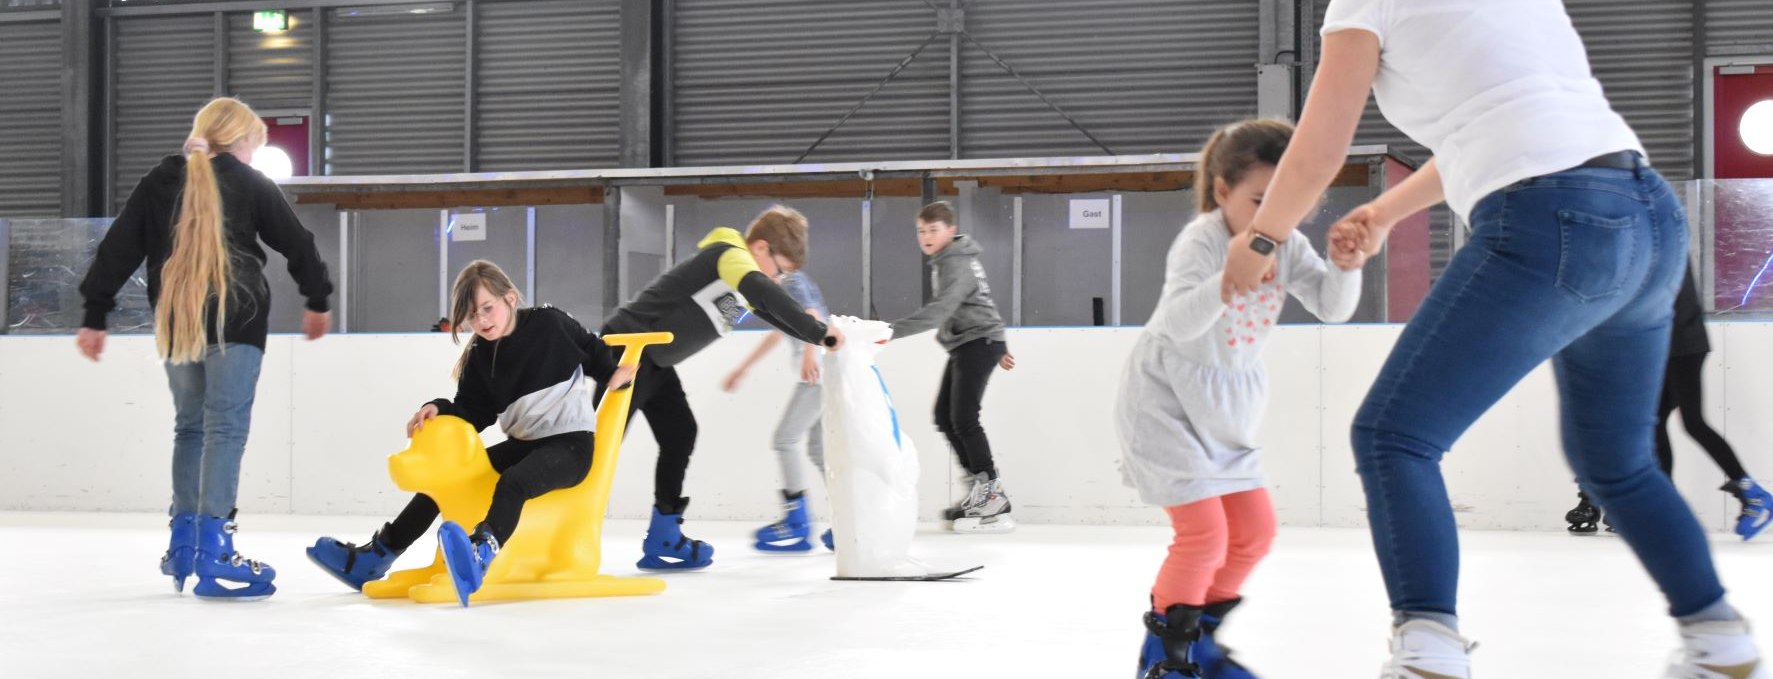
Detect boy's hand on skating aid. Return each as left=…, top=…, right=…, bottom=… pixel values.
left=609, top=364, right=639, bottom=392
left=822, top=325, right=846, bottom=352
left=407, top=403, right=440, bottom=438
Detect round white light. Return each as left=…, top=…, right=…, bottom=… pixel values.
left=1743, top=100, right=1773, bottom=156
left=252, top=145, right=295, bottom=180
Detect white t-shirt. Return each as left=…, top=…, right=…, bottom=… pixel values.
left=1321, top=0, right=1644, bottom=220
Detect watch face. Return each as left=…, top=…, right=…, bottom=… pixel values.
left=1251, top=236, right=1276, bottom=255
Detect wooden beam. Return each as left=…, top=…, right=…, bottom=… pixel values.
left=661, top=179, right=958, bottom=199
left=971, top=172, right=1192, bottom=194
left=1331, top=162, right=1372, bottom=187
left=286, top=161, right=1374, bottom=209
left=294, top=186, right=605, bottom=210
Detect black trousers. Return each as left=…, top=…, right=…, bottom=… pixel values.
left=935, top=338, right=1007, bottom=478
left=1656, top=353, right=1747, bottom=482
left=382, top=430, right=593, bottom=550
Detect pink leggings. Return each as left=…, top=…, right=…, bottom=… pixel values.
left=1152, top=488, right=1276, bottom=611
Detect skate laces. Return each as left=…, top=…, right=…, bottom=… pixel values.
left=961, top=477, right=988, bottom=509
left=962, top=477, right=999, bottom=511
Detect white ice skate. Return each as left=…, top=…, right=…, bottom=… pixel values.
left=1380, top=620, right=1473, bottom=679
left=1666, top=619, right=1768, bottom=679
left=949, top=475, right=1016, bottom=534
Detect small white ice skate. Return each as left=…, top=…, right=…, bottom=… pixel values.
left=949, top=475, right=1016, bottom=534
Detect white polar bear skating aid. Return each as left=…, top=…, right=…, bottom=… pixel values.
left=820, top=316, right=981, bottom=581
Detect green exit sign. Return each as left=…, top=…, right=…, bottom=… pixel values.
left=252, top=10, right=288, bottom=33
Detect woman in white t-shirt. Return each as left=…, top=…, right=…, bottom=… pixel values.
left=1216, top=1, right=1764, bottom=677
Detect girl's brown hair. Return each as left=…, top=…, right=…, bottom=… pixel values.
left=448, top=259, right=523, bottom=380
left=1194, top=119, right=1294, bottom=214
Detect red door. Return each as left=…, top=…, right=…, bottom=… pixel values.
left=261, top=115, right=311, bottom=177
left=1711, top=64, right=1773, bottom=310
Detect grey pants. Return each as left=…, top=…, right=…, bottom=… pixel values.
left=775, top=382, right=827, bottom=494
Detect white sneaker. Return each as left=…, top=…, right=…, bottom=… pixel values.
left=1667, top=619, right=1768, bottom=679
left=1380, top=620, right=1474, bottom=679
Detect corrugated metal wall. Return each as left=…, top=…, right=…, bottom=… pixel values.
left=1706, top=0, right=1773, bottom=53
left=1566, top=0, right=1696, bottom=181
left=674, top=0, right=1260, bottom=165
left=73, top=1, right=1735, bottom=184
left=672, top=0, right=952, bottom=166
left=325, top=6, right=466, bottom=175
left=111, top=14, right=214, bottom=212
left=960, top=0, right=1257, bottom=158
left=0, top=19, right=63, bottom=217
left=476, top=0, right=621, bottom=171
left=226, top=10, right=313, bottom=110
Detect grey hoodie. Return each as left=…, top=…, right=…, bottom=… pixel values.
left=889, top=235, right=1007, bottom=351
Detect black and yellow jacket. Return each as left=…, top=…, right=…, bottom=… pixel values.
left=602, top=228, right=827, bottom=367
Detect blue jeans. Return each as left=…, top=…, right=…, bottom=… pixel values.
left=165, top=344, right=265, bottom=517
left=1352, top=159, right=1726, bottom=618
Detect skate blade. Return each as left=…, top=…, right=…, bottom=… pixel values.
left=193, top=580, right=275, bottom=601
left=753, top=539, right=815, bottom=553
left=636, top=556, right=713, bottom=571
left=437, top=528, right=483, bottom=607
left=950, top=515, right=1017, bottom=534
left=196, top=593, right=273, bottom=602
left=831, top=566, right=984, bottom=581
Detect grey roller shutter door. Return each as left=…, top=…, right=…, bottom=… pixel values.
left=0, top=18, right=62, bottom=217
left=476, top=0, right=622, bottom=171
left=673, top=0, right=951, bottom=166
left=960, top=0, right=1258, bottom=158
left=325, top=7, right=466, bottom=175
left=112, top=14, right=214, bottom=213
left=1706, top=0, right=1773, bottom=54
left=1566, top=0, right=1696, bottom=181
left=226, top=11, right=314, bottom=111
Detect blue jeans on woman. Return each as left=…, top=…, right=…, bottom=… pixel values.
left=164, top=343, right=265, bottom=518
left=1352, top=157, right=1727, bottom=619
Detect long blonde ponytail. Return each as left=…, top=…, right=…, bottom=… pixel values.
left=157, top=97, right=267, bottom=364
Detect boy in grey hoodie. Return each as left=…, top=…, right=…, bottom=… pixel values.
left=889, top=201, right=1018, bottom=533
